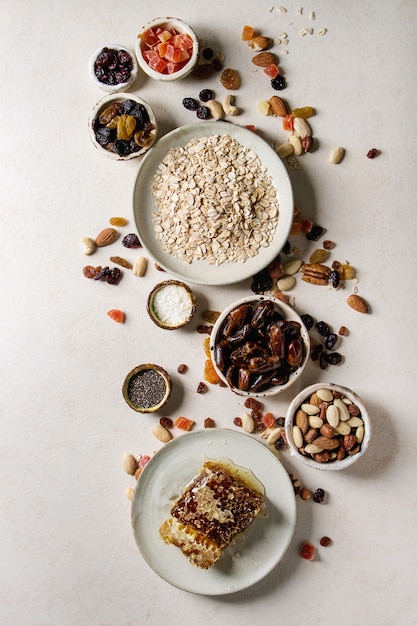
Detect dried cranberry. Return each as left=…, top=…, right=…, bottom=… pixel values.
left=196, top=106, right=211, bottom=119
left=182, top=97, right=199, bottom=111
left=300, top=542, right=315, bottom=560
left=199, top=88, right=213, bottom=102
left=301, top=314, right=314, bottom=331
left=122, top=233, right=141, bottom=248
left=313, top=488, right=325, bottom=503
left=271, top=75, right=286, bottom=90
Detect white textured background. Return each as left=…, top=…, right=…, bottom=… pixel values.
left=1, top=1, right=416, bottom=624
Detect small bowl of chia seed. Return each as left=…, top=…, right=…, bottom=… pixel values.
left=122, top=364, right=172, bottom=413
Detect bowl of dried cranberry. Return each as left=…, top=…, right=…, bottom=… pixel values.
left=136, top=17, right=199, bottom=81
left=89, top=45, right=138, bottom=93
left=209, top=295, right=310, bottom=398
left=285, top=383, right=371, bottom=471
left=89, top=93, right=157, bottom=160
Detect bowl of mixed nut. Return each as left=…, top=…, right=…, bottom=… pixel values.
left=135, top=17, right=199, bottom=81
left=89, top=93, right=157, bottom=160
left=285, top=383, right=371, bottom=470
left=210, top=295, right=310, bottom=397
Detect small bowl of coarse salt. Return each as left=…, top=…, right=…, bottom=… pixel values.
left=147, top=280, right=197, bottom=329
left=122, top=364, right=172, bottom=413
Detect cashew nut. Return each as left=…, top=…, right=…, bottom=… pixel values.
left=82, top=236, right=96, bottom=255
left=222, top=94, right=239, bottom=116
left=206, top=99, right=224, bottom=119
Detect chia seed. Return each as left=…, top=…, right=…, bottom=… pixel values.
left=127, top=369, right=167, bottom=408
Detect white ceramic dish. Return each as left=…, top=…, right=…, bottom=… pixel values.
left=209, top=295, right=310, bottom=397
left=131, top=429, right=296, bottom=595
left=89, top=92, right=157, bottom=160
left=135, top=17, right=199, bottom=81
left=132, top=121, right=294, bottom=285
left=285, top=383, right=371, bottom=470
left=89, top=44, right=138, bottom=93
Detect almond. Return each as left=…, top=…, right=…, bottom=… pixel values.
left=248, top=36, right=271, bottom=51
left=268, top=95, right=287, bottom=117
left=251, top=51, right=276, bottom=67
left=329, top=146, right=345, bottom=164
left=347, top=294, right=369, bottom=314
left=95, top=227, right=118, bottom=247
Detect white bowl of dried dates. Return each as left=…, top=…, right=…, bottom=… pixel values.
left=285, top=383, right=371, bottom=470
left=135, top=17, right=199, bottom=81
left=209, top=295, right=310, bottom=397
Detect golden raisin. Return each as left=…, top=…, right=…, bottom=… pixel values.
left=291, top=106, right=315, bottom=119
left=220, top=68, right=240, bottom=90
left=109, top=217, right=127, bottom=226
left=338, top=326, right=349, bottom=336
left=204, top=358, right=220, bottom=384
left=339, top=263, right=356, bottom=280
left=309, top=248, right=328, bottom=264
left=202, top=310, right=220, bottom=324
left=203, top=337, right=211, bottom=358
left=109, top=256, right=132, bottom=269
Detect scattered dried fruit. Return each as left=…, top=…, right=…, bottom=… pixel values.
left=110, top=256, right=132, bottom=269
left=109, top=217, right=127, bottom=226
left=300, top=542, right=315, bottom=560
left=320, top=536, right=332, bottom=546
left=367, top=148, right=379, bottom=159
left=107, top=309, right=125, bottom=323
left=220, top=68, right=240, bottom=89
left=174, top=416, right=195, bottom=431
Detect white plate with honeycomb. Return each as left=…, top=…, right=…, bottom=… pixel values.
left=133, top=121, right=294, bottom=286
left=131, top=428, right=296, bottom=595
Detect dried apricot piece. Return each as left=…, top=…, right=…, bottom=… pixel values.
left=204, top=358, right=220, bottom=384
left=241, top=25, right=255, bottom=41
left=220, top=68, right=240, bottom=90
left=107, top=309, right=125, bottom=323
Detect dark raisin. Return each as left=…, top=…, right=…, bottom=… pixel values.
left=177, top=364, right=188, bottom=374
left=202, top=47, right=214, bottom=60
left=271, top=75, right=286, bottom=90
left=313, top=488, right=325, bottom=503
left=106, top=267, right=122, bottom=284
left=326, top=352, right=342, bottom=365
left=94, top=266, right=110, bottom=281
left=276, top=416, right=285, bottom=427
left=330, top=269, right=340, bottom=289
left=113, top=139, right=131, bottom=156
left=204, top=417, right=215, bottom=428
left=325, top=333, right=338, bottom=350
left=122, top=233, right=141, bottom=248
left=182, top=97, right=199, bottom=111
left=251, top=268, right=273, bottom=293
left=367, top=148, right=379, bottom=159
left=282, top=240, right=291, bottom=255
left=196, top=106, right=211, bottom=120
left=196, top=382, right=207, bottom=394
left=301, top=314, right=314, bottom=331
left=197, top=325, right=212, bottom=334
left=320, top=536, right=332, bottom=547
left=160, top=417, right=173, bottom=429
left=306, top=225, right=325, bottom=241
left=274, top=436, right=286, bottom=450
left=212, top=58, right=223, bottom=71
left=319, top=352, right=329, bottom=370
left=199, top=88, right=213, bottom=102
left=316, top=321, right=330, bottom=337
left=95, top=127, right=113, bottom=145
left=310, top=344, right=323, bottom=361
left=233, top=417, right=242, bottom=427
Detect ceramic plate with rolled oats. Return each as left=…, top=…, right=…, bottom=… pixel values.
left=133, top=121, right=294, bottom=285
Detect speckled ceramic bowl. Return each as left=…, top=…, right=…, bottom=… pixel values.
left=285, top=382, right=371, bottom=470
left=147, top=280, right=196, bottom=329
left=89, top=44, right=138, bottom=93
left=209, top=295, right=310, bottom=397
left=122, top=364, right=172, bottom=413
left=89, top=92, right=157, bottom=160
left=136, top=17, right=199, bottom=81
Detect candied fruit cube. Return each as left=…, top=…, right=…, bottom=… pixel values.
left=242, top=25, right=255, bottom=41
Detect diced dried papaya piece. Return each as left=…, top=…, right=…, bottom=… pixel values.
left=241, top=25, right=255, bottom=41
left=107, top=309, right=125, bottom=323
left=174, top=416, right=195, bottom=431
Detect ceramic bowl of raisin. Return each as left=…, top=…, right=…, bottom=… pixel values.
left=89, top=93, right=157, bottom=160
left=122, top=364, right=172, bottom=413
left=135, top=17, right=199, bottom=81
left=285, top=383, right=371, bottom=471
left=89, top=45, right=138, bottom=93
left=209, top=295, right=310, bottom=398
